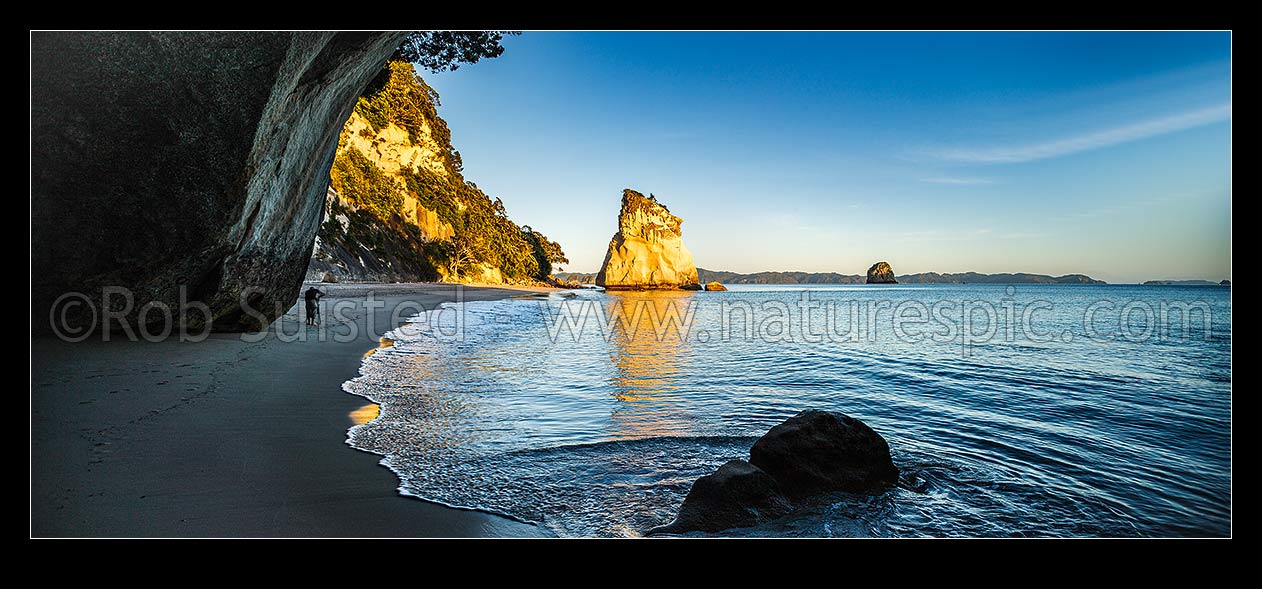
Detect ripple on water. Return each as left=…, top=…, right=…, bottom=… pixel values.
left=345, top=286, right=1231, bottom=537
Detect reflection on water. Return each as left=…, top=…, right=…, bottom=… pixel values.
left=361, top=337, right=394, bottom=360
left=604, top=291, right=696, bottom=440
left=348, top=403, right=380, bottom=425
left=343, top=285, right=1231, bottom=537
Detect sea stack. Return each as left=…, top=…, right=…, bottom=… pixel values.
left=866, top=261, right=898, bottom=284
left=595, top=189, right=701, bottom=290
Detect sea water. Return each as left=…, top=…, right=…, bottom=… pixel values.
left=344, top=284, right=1231, bottom=537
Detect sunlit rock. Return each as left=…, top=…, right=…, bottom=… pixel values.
left=866, top=261, right=898, bottom=284
left=595, top=189, right=700, bottom=290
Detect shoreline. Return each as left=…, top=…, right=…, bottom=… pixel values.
left=31, top=282, right=556, bottom=537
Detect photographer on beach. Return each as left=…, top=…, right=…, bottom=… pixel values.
left=304, top=286, right=324, bottom=326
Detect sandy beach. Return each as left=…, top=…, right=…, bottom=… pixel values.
left=31, top=283, right=555, bottom=537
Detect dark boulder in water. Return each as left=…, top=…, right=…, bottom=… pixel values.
left=648, top=409, right=898, bottom=535
left=749, top=409, right=898, bottom=500
left=646, top=460, right=791, bottom=535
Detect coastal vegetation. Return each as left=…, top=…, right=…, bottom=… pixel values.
left=315, top=60, right=566, bottom=283
left=396, top=31, right=518, bottom=73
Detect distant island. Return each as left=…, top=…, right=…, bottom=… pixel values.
left=1142, top=279, right=1231, bottom=286
left=895, top=271, right=1104, bottom=284
left=555, top=268, right=1106, bottom=285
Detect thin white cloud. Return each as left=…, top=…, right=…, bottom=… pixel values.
left=885, top=228, right=994, bottom=243
left=886, top=228, right=1048, bottom=243
left=926, top=103, right=1231, bottom=164
left=998, top=231, right=1048, bottom=240
left=1046, top=192, right=1205, bottom=223
left=920, top=177, right=997, bottom=185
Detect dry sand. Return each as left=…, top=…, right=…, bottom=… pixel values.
left=31, top=283, right=556, bottom=537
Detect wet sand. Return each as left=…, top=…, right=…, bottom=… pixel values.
left=31, top=283, right=555, bottom=537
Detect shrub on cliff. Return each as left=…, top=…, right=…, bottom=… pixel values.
left=355, top=61, right=456, bottom=160
left=329, top=147, right=404, bottom=221
left=523, top=226, right=570, bottom=279
left=329, top=59, right=567, bottom=283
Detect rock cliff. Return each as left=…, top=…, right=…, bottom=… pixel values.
left=304, top=186, right=443, bottom=283
left=595, top=190, right=700, bottom=290
left=32, top=32, right=405, bottom=332
left=307, top=62, right=565, bottom=285
left=866, top=261, right=898, bottom=284
left=336, top=112, right=455, bottom=241
left=304, top=106, right=455, bottom=283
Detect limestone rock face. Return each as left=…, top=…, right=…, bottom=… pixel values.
left=305, top=186, right=443, bottom=284
left=31, top=32, right=405, bottom=332
left=595, top=189, right=700, bottom=290
left=305, top=106, right=458, bottom=284
left=340, top=111, right=451, bottom=179
left=337, top=112, right=454, bottom=241
left=866, top=261, right=898, bottom=284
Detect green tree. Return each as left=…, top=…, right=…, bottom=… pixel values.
left=522, top=226, right=570, bottom=279
left=329, top=147, right=404, bottom=221
left=336, top=52, right=569, bottom=284
left=448, top=204, right=497, bottom=279
left=397, top=31, right=520, bottom=73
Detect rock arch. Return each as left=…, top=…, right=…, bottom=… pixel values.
left=32, top=32, right=406, bottom=332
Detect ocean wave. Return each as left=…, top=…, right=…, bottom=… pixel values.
left=343, top=285, right=1230, bottom=537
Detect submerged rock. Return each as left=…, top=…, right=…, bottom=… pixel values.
left=595, top=189, right=701, bottom=290
left=704, top=281, right=728, bottom=291
left=646, top=460, right=791, bottom=535
left=866, top=261, right=898, bottom=284
left=749, top=409, right=899, bottom=499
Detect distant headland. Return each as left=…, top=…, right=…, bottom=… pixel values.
left=555, top=267, right=1107, bottom=285
left=1142, top=279, right=1231, bottom=286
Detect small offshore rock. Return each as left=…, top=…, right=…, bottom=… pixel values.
left=866, top=261, right=898, bottom=284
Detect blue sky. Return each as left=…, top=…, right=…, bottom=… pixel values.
left=423, top=32, right=1231, bottom=283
